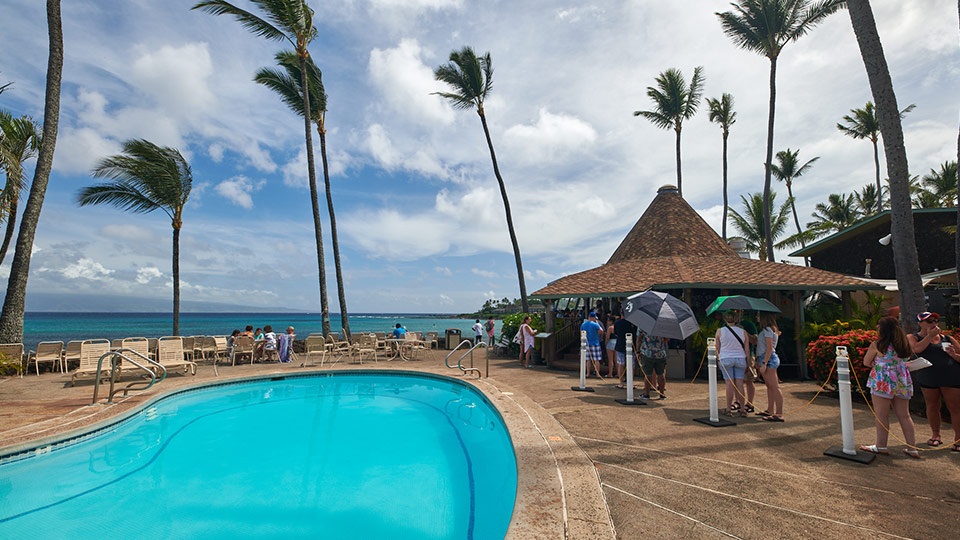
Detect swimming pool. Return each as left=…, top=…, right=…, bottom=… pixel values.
left=0, top=371, right=518, bottom=539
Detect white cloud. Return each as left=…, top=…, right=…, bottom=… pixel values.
left=136, top=266, right=164, bottom=284
left=503, top=108, right=598, bottom=164
left=215, top=175, right=262, bottom=209
left=472, top=268, right=497, bottom=278
left=368, top=39, right=455, bottom=126
left=130, top=43, right=215, bottom=118
left=62, top=258, right=114, bottom=280
left=435, top=266, right=452, bottom=276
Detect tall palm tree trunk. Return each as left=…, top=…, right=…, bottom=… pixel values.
left=297, top=56, right=331, bottom=337
left=674, top=126, right=683, bottom=196
left=847, top=0, right=924, bottom=330
left=762, top=57, right=778, bottom=263
left=872, top=138, right=882, bottom=210
left=172, top=226, right=180, bottom=335
left=721, top=129, right=729, bottom=241
left=318, top=125, right=349, bottom=337
left=479, top=112, right=528, bottom=313
left=786, top=182, right=809, bottom=266
left=0, top=0, right=62, bottom=343
left=0, top=199, right=19, bottom=266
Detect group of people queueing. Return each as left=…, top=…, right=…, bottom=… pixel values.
left=715, top=310, right=784, bottom=422
left=858, top=311, right=960, bottom=458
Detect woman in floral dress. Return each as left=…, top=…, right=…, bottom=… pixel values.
left=859, top=316, right=920, bottom=458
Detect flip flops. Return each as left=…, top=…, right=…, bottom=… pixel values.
left=903, top=448, right=921, bottom=459
left=761, top=415, right=784, bottom=422
left=858, top=444, right=889, bottom=455
left=927, top=436, right=943, bottom=447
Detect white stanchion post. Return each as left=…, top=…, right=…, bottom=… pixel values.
left=616, top=333, right=645, bottom=405
left=824, top=345, right=874, bottom=463
left=571, top=330, right=593, bottom=392
left=694, top=338, right=734, bottom=426
left=707, top=338, right=719, bottom=422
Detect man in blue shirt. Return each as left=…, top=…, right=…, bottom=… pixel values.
left=392, top=323, right=406, bottom=339
left=580, top=312, right=605, bottom=377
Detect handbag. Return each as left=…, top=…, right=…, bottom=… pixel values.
left=905, top=357, right=932, bottom=372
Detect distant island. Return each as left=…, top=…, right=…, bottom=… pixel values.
left=458, top=297, right=544, bottom=318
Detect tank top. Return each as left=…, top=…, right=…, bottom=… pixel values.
left=912, top=332, right=960, bottom=388
left=718, top=325, right=747, bottom=359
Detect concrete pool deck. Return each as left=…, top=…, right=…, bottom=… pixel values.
left=2, top=349, right=959, bottom=538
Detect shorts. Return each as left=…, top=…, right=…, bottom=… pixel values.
left=641, top=355, right=666, bottom=376
left=586, top=344, right=603, bottom=362
left=616, top=351, right=627, bottom=365
left=762, top=354, right=780, bottom=370
left=606, top=338, right=617, bottom=351
left=720, top=356, right=747, bottom=380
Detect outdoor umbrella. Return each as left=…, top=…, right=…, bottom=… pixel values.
left=704, top=295, right=781, bottom=317
left=621, top=291, right=700, bottom=340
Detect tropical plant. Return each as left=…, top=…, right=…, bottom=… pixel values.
left=727, top=192, right=799, bottom=261
left=853, top=183, right=884, bottom=216
left=807, top=193, right=861, bottom=236
left=717, top=0, right=845, bottom=262
left=0, top=0, right=63, bottom=344
left=499, top=312, right=543, bottom=355
left=433, top=46, right=529, bottom=313
left=633, top=67, right=705, bottom=197
left=706, top=93, right=737, bottom=240
left=254, top=50, right=350, bottom=337
left=193, top=0, right=334, bottom=336
left=914, top=161, right=958, bottom=208
left=836, top=101, right=915, bottom=211
left=846, top=0, right=925, bottom=329
left=77, top=139, right=192, bottom=335
left=805, top=329, right=875, bottom=390
left=0, top=111, right=41, bottom=266
left=771, top=148, right=818, bottom=254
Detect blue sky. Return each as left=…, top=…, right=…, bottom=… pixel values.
left=0, top=1, right=957, bottom=313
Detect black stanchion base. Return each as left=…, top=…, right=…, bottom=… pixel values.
left=693, top=416, right=737, bottom=427
left=823, top=446, right=876, bottom=464
left=570, top=386, right=595, bottom=392
left=615, top=398, right=647, bottom=406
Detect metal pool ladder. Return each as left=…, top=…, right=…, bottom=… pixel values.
left=91, top=348, right=167, bottom=404
left=445, top=340, right=486, bottom=378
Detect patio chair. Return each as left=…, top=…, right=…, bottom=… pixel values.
left=353, top=333, right=378, bottom=364
left=231, top=335, right=255, bottom=366
left=71, top=339, right=112, bottom=386
left=157, top=336, right=197, bottom=376
left=181, top=336, right=195, bottom=362
left=423, top=331, right=440, bottom=350
left=199, top=336, right=218, bottom=361
left=27, top=341, right=63, bottom=376
left=403, top=333, right=426, bottom=360
left=0, top=343, right=26, bottom=377
left=302, top=335, right=329, bottom=367
left=63, top=340, right=83, bottom=371
left=214, top=336, right=229, bottom=360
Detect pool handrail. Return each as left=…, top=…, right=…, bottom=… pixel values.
left=444, top=339, right=486, bottom=378
left=91, top=348, right=166, bottom=405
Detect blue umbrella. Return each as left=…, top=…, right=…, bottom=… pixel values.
left=621, top=291, right=699, bottom=340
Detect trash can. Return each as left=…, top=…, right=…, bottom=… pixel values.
left=445, top=328, right=462, bottom=350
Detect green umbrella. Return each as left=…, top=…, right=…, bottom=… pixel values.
left=705, top=295, right=781, bottom=316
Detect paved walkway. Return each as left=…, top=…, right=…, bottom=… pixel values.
left=2, top=350, right=959, bottom=538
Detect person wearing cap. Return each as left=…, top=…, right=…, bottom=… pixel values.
left=907, top=311, right=960, bottom=451
left=580, top=312, right=605, bottom=377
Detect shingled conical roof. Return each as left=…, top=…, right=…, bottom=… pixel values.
left=607, top=185, right=737, bottom=263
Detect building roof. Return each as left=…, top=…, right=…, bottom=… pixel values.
left=532, top=185, right=878, bottom=299
left=789, top=207, right=954, bottom=257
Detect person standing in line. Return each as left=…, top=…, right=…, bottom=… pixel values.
left=580, top=312, right=605, bottom=377
left=604, top=313, right=618, bottom=378
left=472, top=319, right=484, bottom=345
left=738, top=311, right=759, bottom=413
left=519, top=315, right=536, bottom=368
left=485, top=316, right=496, bottom=347
left=907, top=311, right=960, bottom=451
left=613, top=314, right=637, bottom=389
left=859, top=316, right=920, bottom=458
left=715, top=311, right=750, bottom=417
left=756, top=313, right=784, bottom=421
left=638, top=330, right=668, bottom=399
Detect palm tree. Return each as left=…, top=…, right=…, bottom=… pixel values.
left=705, top=93, right=737, bottom=241
left=254, top=50, right=350, bottom=337
left=0, top=0, right=63, bottom=344
left=836, top=101, right=915, bottom=211
left=433, top=46, right=529, bottom=312
left=916, top=161, right=958, bottom=207
left=633, top=67, right=705, bottom=197
left=771, top=148, right=818, bottom=252
left=853, top=183, right=883, bottom=216
left=0, top=112, right=41, bottom=266
left=728, top=191, right=798, bottom=261
left=77, top=140, right=192, bottom=335
left=846, top=0, right=925, bottom=329
left=717, top=0, right=844, bottom=262
left=193, top=0, right=334, bottom=337
left=807, top=193, right=861, bottom=237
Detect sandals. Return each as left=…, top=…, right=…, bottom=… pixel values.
left=720, top=408, right=735, bottom=417
left=927, top=436, right=943, bottom=447
left=756, top=410, right=771, bottom=417
left=761, top=415, right=784, bottom=422
left=951, top=444, right=960, bottom=453
left=744, top=404, right=755, bottom=413
left=903, top=448, right=921, bottom=459
left=858, top=444, right=889, bottom=455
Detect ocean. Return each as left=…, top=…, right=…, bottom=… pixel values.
left=20, top=313, right=497, bottom=352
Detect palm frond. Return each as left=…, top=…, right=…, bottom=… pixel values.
left=433, top=47, right=491, bottom=111
left=192, top=0, right=289, bottom=44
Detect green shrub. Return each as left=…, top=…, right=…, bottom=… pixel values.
left=499, top=312, right=544, bottom=355
left=805, top=329, right=875, bottom=390
left=0, top=352, right=22, bottom=377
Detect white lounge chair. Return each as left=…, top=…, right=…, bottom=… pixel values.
left=71, top=339, right=112, bottom=386
left=27, top=341, right=63, bottom=376
left=231, top=335, right=255, bottom=365
left=302, top=335, right=329, bottom=367
left=157, top=336, right=197, bottom=376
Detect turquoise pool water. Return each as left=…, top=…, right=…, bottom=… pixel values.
left=0, top=372, right=518, bottom=539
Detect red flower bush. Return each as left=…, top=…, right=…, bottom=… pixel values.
left=805, top=329, right=876, bottom=389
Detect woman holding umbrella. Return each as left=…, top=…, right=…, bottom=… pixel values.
left=715, top=311, right=750, bottom=417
